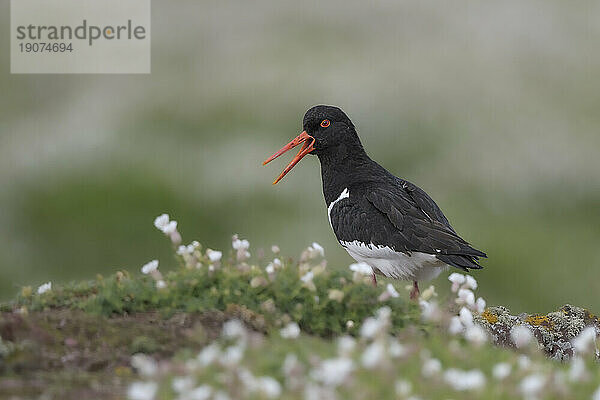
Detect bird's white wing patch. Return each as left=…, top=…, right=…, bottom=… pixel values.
left=327, top=188, right=349, bottom=227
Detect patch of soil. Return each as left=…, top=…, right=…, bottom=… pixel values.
left=0, top=309, right=230, bottom=399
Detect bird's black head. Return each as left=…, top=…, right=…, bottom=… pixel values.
left=263, top=105, right=364, bottom=184
left=301, top=105, right=361, bottom=156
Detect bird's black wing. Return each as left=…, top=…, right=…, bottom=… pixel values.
left=364, top=185, right=486, bottom=271
left=396, top=178, right=456, bottom=233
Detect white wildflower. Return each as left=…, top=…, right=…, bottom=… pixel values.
left=311, top=242, right=325, bottom=257
left=444, top=368, right=486, bottom=391
left=518, top=355, right=531, bottom=370
left=37, top=282, right=52, bottom=295
left=222, top=344, right=245, bottom=367
left=232, top=236, right=251, bottom=260
left=422, top=358, right=442, bottom=377
left=419, top=299, right=440, bottom=322
left=360, top=319, right=384, bottom=340
left=265, top=263, right=275, bottom=274
left=377, top=306, right=391, bottom=320
left=386, top=283, right=400, bottom=298
left=459, top=307, right=474, bottom=327
left=304, top=383, right=330, bottom=400
left=593, top=385, right=600, bottom=400
left=280, top=322, right=301, bottom=339
left=172, top=376, right=195, bottom=393
left=300, top=271, right=314, bottom=283
left=282, top=353, right=300, bottom=377
left=162, top=220, right=178, bottom=235
left=346, top=320, right=354, bottom=329
left=568, top=356, right=587, bottom=382
left=448, top=273, right=465, bottom=292
left=156, top=280, right=167, bottom=289
left=456, top=288, right=475, bottom=306
left=465, top=325, right=487, bottom=345
left=271, top=245, right=280, bottom=254
left=186, top=385, right=212, bottom=400
left=272, top=258, right=282, bottom=267
left=511, top=325, right=534, bottom=349
left=475, top=297, right=486, bottom=314
left=238, top=368, right=257, bottom=390
left=257, top=376, right=281, bottom=399
left=206, top=249, right=222, bottom=262
left=448, top=316, right=464, bottom=335
left=395, top=380, right=412, bottom=396
left=389, top=339, right=407, bottom=358
left=127, top=381, right=157, bottom=400
left=420, top=285, right=437, bottom=300
left=349, top=262, right=372, bottom=275
left=197, top=343, right=220, bottom=367
left=519, top=374, right=546, bottom=400
left=361, top=341, right=385, bottom=369
left=131, top=354, right=158, bottom=377
left=492, top=362, right=511, bottom=380
left=337, top=336, right=356, bottom=356
left=153, top=214, right=169, bottom=231
left=572, top=326, right=597, bottom=355
left=232, top=238, right=250, bottom=250
left=312, top=358, right=354, bottom=386
left=141, top=260, right=159, bottom=275
left=464, top=275, right=478, bottom=290
left=222, top=320, right=246, bottom=339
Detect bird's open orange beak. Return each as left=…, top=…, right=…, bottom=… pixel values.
left=263, top=131, right=315, bottom=184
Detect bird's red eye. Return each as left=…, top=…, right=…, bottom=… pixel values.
left=320, top=119, right=330, bottom=128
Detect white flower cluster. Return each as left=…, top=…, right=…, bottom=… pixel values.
left=419, top=351, right=486, bottom=392
left=37, top=281, right=52, bottom=295
left=568, top=326, right=599, bottom=383
left=295, top=244, right=328, bottom=291
left=280, top=322, right=301, bottom=339
left=377, top=283, right=401, bottom=302
left=300, top=242, right=325, bottom=262
left=232, top=234, right=251, bottom=262
left=123, top=292, right=600, bottom=400
left=445, top=273, right=488, bottom=346
left=141, top=259, right=167, bottom=289
left=122, top=221, right=600, bottom=399
left=449, top=272, right=485, bottom=312
left=128, top=319, right=282, bottom=400
left=154, top=213, right=182, bottom=246
left=151, top=213, right=228, bottom=283
left=348, top=262, right=373, bottom=285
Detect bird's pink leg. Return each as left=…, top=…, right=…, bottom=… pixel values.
left=371, top=272, right=377, bottom=287
left=409, top=281, right=420, bottom=301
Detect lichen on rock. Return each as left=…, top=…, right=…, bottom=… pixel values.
left=476, top=304, right=600, bottom=361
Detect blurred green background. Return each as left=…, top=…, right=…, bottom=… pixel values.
left=1, top=0, right=599, bottom=312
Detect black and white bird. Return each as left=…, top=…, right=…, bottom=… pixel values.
left=263, top=105, right=486, bottom=300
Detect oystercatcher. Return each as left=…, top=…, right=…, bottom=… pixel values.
left=263, top=105, right=486, bottom=300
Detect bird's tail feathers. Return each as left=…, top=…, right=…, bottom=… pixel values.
left=437, top=254, right=483, bottom=271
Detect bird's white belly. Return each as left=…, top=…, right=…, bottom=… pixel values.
left=340, top=240, right=447, bottom=282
